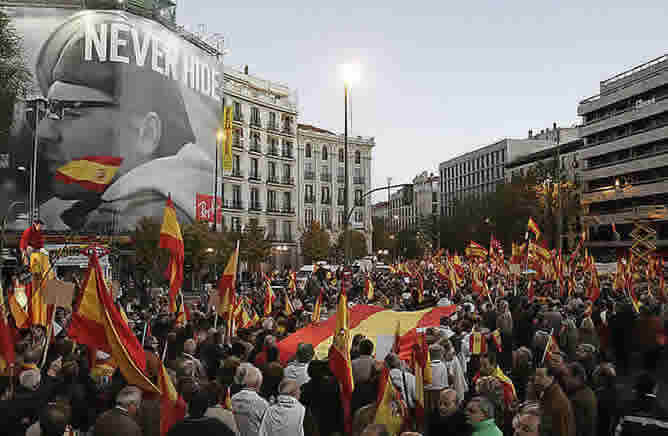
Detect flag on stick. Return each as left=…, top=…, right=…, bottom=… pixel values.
left=159, top=198, right=184, bottom=313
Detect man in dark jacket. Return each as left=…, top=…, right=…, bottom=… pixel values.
left=534, top=367, right=576, bottom=436
left=93, top=386, right=143, bottom=436
left=167, top=389, right=235, bottom=436
left=565, top=362, right=597, bottom=436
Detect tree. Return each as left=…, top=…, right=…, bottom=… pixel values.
left=240, top=220, right=272, bottom=273
left=336, top=230, right=368, bottom=260
left=300, top=221, right=330, bottom=264
left=182, top=220, right=215, bottom=289
left=132, top=216, right=168, bottom=286
left=0, top=10, right=31, bottom=146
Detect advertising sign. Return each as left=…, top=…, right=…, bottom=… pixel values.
left=0, top=6, right=223, bottom=233
left=195, top=193, right=222, bottom=224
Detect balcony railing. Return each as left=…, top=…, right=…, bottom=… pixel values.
left=249, top=143, right=262, bottom=154
left=305, top=196, right=315, bottom=203
left=249, top=202, right=262, bottom=211
left=337, top=175, right=345, bottom=184
left=232, top=140, right=243, bottom=150
left=281, top=177, right=295, bottom=186
left=267, top=204, right=280, bottom=213
left=267, top=176, right=280, bottom=184
left=321, top=197, right=331, bottom=205
left=250, top=118, right=262, bottom=128
left=354, top=176, right=365, bottom=185
left=268, top=147, right=279, bottom=157
left=282, top=149, right=294, bottom=159
left=321, top=173, right=332, bottom=182
left=230, top=170, right=243, bottom=178
left=222, top=200, right=244, bottom=210
left=249, top=172, right=262, bottom=182
left=304, top=171, right=315, bottom=180
left=267, top=123, right=279, bottom=132
left=355, top=199, right=364, bottom=206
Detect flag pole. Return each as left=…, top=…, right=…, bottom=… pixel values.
left=541, top=328, right=554, bottom=365
left=141, top=321, right=148, bottom=347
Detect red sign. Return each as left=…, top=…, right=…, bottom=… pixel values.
left=195, top=193, right=222, bottom=224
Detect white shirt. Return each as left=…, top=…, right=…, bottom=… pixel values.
left=283, top=361, right=311, bottom=388
left=232, top=389, right=269, bottom=436
left=425, top=360, right=449, bottom=391
left=258, top=395, right=305, bottom=436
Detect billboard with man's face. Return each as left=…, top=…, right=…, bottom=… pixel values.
left=0, top=6, right=223, bottom=232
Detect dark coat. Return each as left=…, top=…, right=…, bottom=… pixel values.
left=301, top=376, right=344, bottom=436
left=539, top=382, right=576, bottom=436
left=167, top=416, right=235, bottom=436
left=569, top=385, right=598, bottom=436
left=93, top=407, right=142, bottom=436
left=429, top=409, right=472, bottom=436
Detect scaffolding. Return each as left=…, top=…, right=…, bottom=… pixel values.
left=630, top=220, right=657, bottom=273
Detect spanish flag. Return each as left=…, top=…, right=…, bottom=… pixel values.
left=284, top=293, right=295, bottom=316
left=218, top=241, right=239, bottom=319
left=312, top=291, right=323, bottom=323
left=490, top=329, right=502, bottom=352
left=54, top=156, right=123, bottom=193
left=527, top=279, right=535, bottom=302
left=264, top=278, right=276, bottom=316
left=9, top=280, right=28, bottom=329
left=30, top=250, right=54, bottom=328
left=413, top=334, right=430, bottom=424
left=0, top=293, right=16, bottom=373
left=158, top=362, right=187, bottom=435
left=159, top=198, right=184, bottom=313
left=416, top=272, right=424, bottom=304
left=373, top=366, right=407, bottom=434
left=288, top=271, right=297, bottom=293
left=469, top=331, right=487, bottom=355
left=223, top=386, right=232, bottom=410
left=528, top=217, right=541, bottom=239
left=365, top=276, right=374, bottom=301
left=465, top=241, right=488, bottom=258
left=329, top=287, right=354, bottom=434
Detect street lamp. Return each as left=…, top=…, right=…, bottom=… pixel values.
left=341, top=63, right=360, bottom=266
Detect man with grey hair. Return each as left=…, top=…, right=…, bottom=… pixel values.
left=93, top=386, right=143, bottom=436
left=425, top=344, right=448, bottom=412
left=232, top=364, right=269, bottom=436
left=258, top=379, right=305, bottom=436
left=179, top=338, right=206, bottom=379
left=284, top=343, right=314, bottom=388
left=465, top=396, right=502, bottom=436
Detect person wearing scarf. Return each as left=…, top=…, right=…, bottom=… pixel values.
left=258, top=379, right=305, bottom=436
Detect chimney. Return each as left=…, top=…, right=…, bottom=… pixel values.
left=528, top=129, right=533, bottom=139
left=244, top=65, right=249, bottom=75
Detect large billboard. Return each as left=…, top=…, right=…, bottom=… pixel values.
left=0, top=6, right=222, bottom=233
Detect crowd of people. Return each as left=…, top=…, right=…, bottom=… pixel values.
left=2, top=238, right=668, bottom=436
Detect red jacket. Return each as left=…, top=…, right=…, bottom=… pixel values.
left=19, top=224, right=44, bottom=251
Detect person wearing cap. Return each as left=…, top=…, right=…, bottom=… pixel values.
left=19, top=220, right=44, bottom=265
left=284, top=343, right=314, bottom=388
left=30, top=11, right=223, bottom=232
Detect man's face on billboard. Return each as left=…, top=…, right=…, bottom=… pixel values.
left=38, top=102, right=159, bottom=200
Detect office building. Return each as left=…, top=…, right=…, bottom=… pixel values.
left=577, top=54, right=668, bottom=256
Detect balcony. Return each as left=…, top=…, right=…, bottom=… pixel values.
left=580, top=97, right=668, bottom=138
left=267, top=147, right=280, bottom=157
left=321, top=197, right=331, bottom=205
left=267, top=123, right=279, bottom=132
left=337, top=175, right=345, bottom=184
left=281, top=177, right=295, bottom=186
left=249, top=143, right=262, bottom=154
left=582, top=153, right=668, bottom=182
left=267, top=176, right=280, bottom=184
left=582, top=179, right=668, bottom=205
left=281, top=149, right=294, bottom=159
left=321, top=173, right=332, bottom=182
left=248, top=202, right=263, bottom=212
left=250, top=118, right=262, bottom=128
left=222, top=200, right=244, bottom=210
left=248, top=172, right=262, bottom=182
left=282, top=124, right=293, bottom=134
left=588, top=205, right=668, bottom=226
left=305, top=196, right=315, bottom=203
left=304, top=171, right=315, bottom=180
left=281, top=234, right=294, bottom=242
left=232, top=139, right=244, bottom=150
left=233, top=115, right=243, bottom=124
left=229, top=169, right=244, bottom=179
left=354, top=176, right=365, bottom=185
left=266, top=205, right=295, bottom=215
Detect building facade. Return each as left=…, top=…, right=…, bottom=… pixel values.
left=222, top=66, right=299, bottom=269
left=577, top=54, right=668, bottom=257
left=439, top=137, right=553, bottom=217
left=296, top=124, right=375, bottom=258
left=385, top=171, right=439, bottom=233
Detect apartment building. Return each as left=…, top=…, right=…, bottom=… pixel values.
left=297, top=124, right=375, bottom=255
left=439, top=137, right=553, bottom=217
left=577, top=54, right=668, bottom=257
left=385, top=171, right=439, bottom=233
left=222, top=66, right=298, bottom=269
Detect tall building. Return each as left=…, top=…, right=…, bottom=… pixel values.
left=222, top=66, right=299, bottom=269
left=297, top=124, right=375, bottom=257
left=577, top=54, right=668, bottom=257
left=439, top=137, right=554, bottom=217
left=386, top=171, right=439, bottom=233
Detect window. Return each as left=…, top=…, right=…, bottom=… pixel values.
left=354, top=210, right=363, bottom=223
left=305, top=143, right=312, bottom=158
left=354, top=167, right=361, bottom=179
left=338, top=210, right=345, bottom=226
left=305, top=185, right=313, bottom=199
left=250, top=107, right=260, bottom=126
left=322, top=145, right=328, bottom=161
left=231, top=216, right=241, bottom=232
left=267, top=190, right=277, bottom=210
left=234, top=101, right=242, bottom=121
left=321, top=186, right=330, bottom=203
left=283, top=164, right=291, bottom=182
left=269, top=112, right=277, bottom=129
left=283, top=221, right=292, bottom=240
left=250, top=158, right=259, bottom=178
left=305, top=209, right=314, bottom=226
left=338, top=149, right=344, bottom=163
left=282, top=140, right=293, bottom=158
left=355, top=150, right=361, bottom=164
left=321, top=209, right=330, bottom=227
left=268, top=219, right=277, bottom=238
left=233, top=155, right=241, bottom=176
left=283, top=192, right=291, bottom=210
left=268, top=161, right=277, bottom=180
left=250, top=188, right=259, bottom=207
left=338, top=188, right=345, bottom=205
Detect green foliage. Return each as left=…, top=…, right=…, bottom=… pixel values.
left=240, top=220, right=272, bottom=273
left=0, top=10, right=31, bottom=145
left=132, top=216, right=168, bottom=285
left=300, top=221, right=330, bottom=264
left=335, top=229, right=368, bottom=260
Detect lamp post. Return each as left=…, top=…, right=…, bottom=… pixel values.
left=341, top=64, right=359, bottom=266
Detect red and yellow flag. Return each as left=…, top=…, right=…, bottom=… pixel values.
left=373, top=367, right=407, bottom=434
left=0, top=292, right=16, bottom=373
left=416, top=272, right=424, bottom=304
left=55, top=156, right=123, bottom=193
left=217, top=241, right=239, bottom=319
left=9, top=280, right=28, bottom=329
left=365, top=276, right=374, bottom=301
left=284, top=293, right=295, bottom=316
left=469, top=331, right=487, bottom=355
left=465, top=241, right=488, bottom=258
left=528, top=217, right=541, bottom=239
left=490, top=329, right=502, bottom=352
left=329, top=286, right=354, bottom=434
left=159, top=198, right=184, bottom=313
left=223, top=386, right=232, bottom=410
left=264, top=277, right=276, bottom=316
left=288, top=271, right=297, bottom=293
left=29, top=251, right=53, bottom=328
left=158, top=362, right=187, bottom=435
left=312, top=291, right=323, bottom=323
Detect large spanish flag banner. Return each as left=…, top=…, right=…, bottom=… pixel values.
left=30, top=251, right=54, bottom=328
left=55, top=156, right=123, bottom=193
left=278, top=304, right=457, bottom=365
left=373, top=367, right=407, bottom=434
left=159, top=198, right=184, bottom=313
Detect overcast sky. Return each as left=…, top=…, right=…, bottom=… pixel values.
left=179, top=0, right=668, bottom=199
